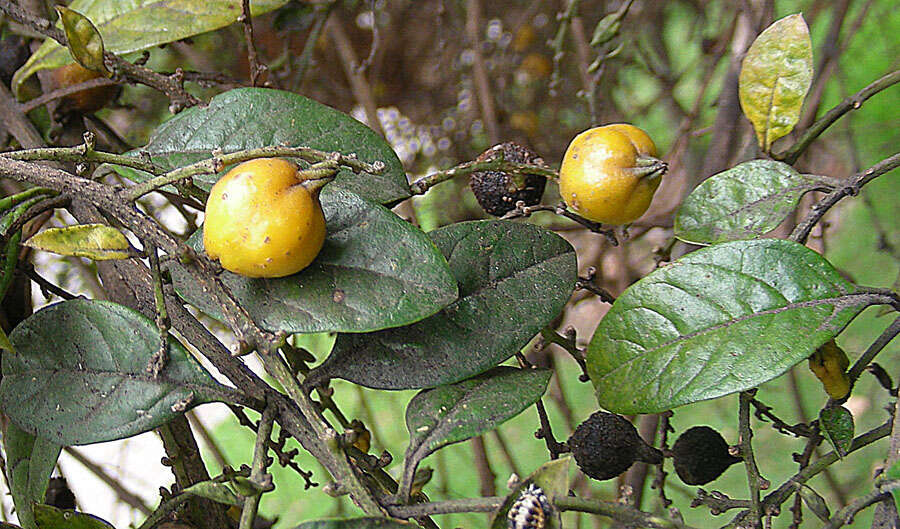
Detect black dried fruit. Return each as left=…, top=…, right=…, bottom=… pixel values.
left=567, top=411, right=663, bottom=481
left=45, top=477, right=76, bottom=510
left=672, top=426, right=742, bottom=485
left=470, top=142, right=547, bottom=216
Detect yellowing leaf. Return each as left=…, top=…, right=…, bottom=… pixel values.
left=56, top=7, right=110, bottom=76
left=739, top=14, right=813, bottom=151
left=24, top=224, right=134, bottom=260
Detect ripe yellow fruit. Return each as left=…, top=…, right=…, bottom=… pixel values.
left=559, top=123, right=667, bottom=225
left=808, top=340, right=851, bottom=400
left=203, top=158, right=328, bottom=278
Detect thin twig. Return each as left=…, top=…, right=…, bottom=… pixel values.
left=63, top=447, right=152, bottom=515
left=19, top=262, right=77, bottom=300
left=18, top=77, right=120, bottom=114
left=123, top=145, right=381, bottom=201
left=822, top=481, right=900, bottom=529
left=846, top=315, right=900, bottom=384
left=145, top=243, right=170, bottom=378
left=0, top=0, right=201, bottom=112
left=790, top=153, right=900, bottom=244
left=738, top=391, right=765, bottom=527
left=501, top=201, right=619, bottom=245
left=238, top=404, right=276, bottom=529
left=239, top=0, right=265, bottom=86
left=778, top=69, right=900, bottom=164
left=409, top=156, right=557, bottom=195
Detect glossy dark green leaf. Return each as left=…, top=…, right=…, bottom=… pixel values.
left=33, top=505, right=113, bottom=529
left=1, top=299, right=225, bottom=445
left=13, top=0, right=287, bottom=95
left=490, top=457, right=570, bottom=529
left=55, top=7, right=108, bottom=76
left=24, top=224, right=134, bottom=260
left=111, top=88, right=407, bottom=204
left=171, top=186, right=456, bottom=334
left=820, top=406, right=854, bottom=458
left=4, top=423, right=61, bottom=529
left=313, top=220, right=576, bottom=389
left=674, top=160, right=821, bottom=244
left=588, top=239, right=865, bottom=414
left=738, top=14, right=813, bottom=151
left=401, top=367, right=551, bottom=491
left=293, top=519, right=415, bottom=529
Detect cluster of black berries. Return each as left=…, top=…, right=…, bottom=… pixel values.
left=567, top=412, right=742, bottom=486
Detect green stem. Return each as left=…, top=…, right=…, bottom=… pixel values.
left=0, top=187, right=56, bottom=212
left=123, top=145, right=384, bottom=201
left=555, top=496, right=701, bottom=529
left=738, top=391, right=764, bottom=526
left=239, top=404, right=276, bottom=529
left=409, top=157, right=558, bottom=195
left=1, top=133, right=160, bottom=174
left=256, top=348, right=386, bottom=515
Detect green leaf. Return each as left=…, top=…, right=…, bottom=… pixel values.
left=171, top=186, right=456, bottom=334
left=12, top=0, right=287, bottom=96
left=1, top=195, right=52, bottom=301
left=183, top=481, right=242, bottom=507
left=738, top=14, right=813, bottom=151
left=111, top=88, right=408, bottom=204
left=795, top=483, right=830, bottom=522
left=55, top=7, right=109, bottom=76
left=33, top=504, right=113, bottom=529
left=402, top=367, right=551, bottom=489
left=293, top=519, right=415, bottom=529
left=313, top=220, right=577, bottom=389
left=1, top=299, right=225, bottom=445
left=587, top=239, right=865, bottom=414
left=490, top=457, right=570, bottom=529
left=674, top=160, right=822, bottom=244
left=23, top=224, right=134, bottom=260
left=3, top=423, right=61, bottom=529
left=820, top=406, right=854, bottom=458
left=0, top=326, right=13, bottom=355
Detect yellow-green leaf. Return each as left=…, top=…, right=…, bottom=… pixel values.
left=24, top=224, right=133, bottom=260
left=0, top=327, right=13, bottom=356
left=12, top=0, right=288, bottom=98
left=738, top=14, right=813, bottom=152
left=55, top=7, right=109, bottom=76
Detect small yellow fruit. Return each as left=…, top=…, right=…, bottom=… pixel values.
left=559, top=123, right=667, bottom=225
left=203, top=158, right=327, bottom=278
left=808, top=340, right=851, bottom=400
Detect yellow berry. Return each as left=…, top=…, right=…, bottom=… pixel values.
left=808, top=340, right=851, bottom=400
left=203, top=158, right=327, bottom=278
left=559, top=123, right=667, bottom=225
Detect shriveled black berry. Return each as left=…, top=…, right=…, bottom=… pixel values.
left=470, top=142, right=547, bottom=216
left=45, top=477, right=76, bottom=510
left=567, top=411, right=663, bottom=481
left=672, top=426, right=742, bottom=485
